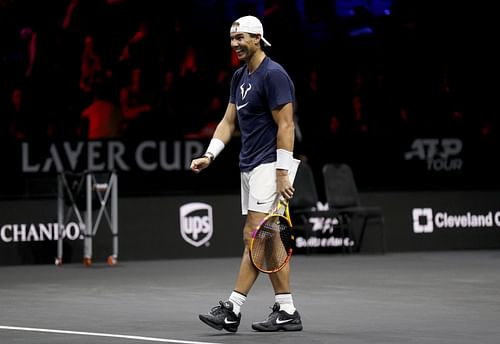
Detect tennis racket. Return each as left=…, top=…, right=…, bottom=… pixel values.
left=249, top=198, right=294, bottom=274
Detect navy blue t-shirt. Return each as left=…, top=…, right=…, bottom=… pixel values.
left=229, top=57, right=295, bottom=172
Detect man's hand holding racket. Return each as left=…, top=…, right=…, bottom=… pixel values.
left=276, top=169, right=295, bottom=200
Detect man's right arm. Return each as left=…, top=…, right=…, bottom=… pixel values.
left=211, top=103, right=237, bottom=144
left=190, top=103, right=237, bottom=173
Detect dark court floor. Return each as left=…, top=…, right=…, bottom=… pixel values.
left=1, top=250, right=500, bottom=344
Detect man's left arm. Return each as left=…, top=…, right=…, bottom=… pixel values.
left=272, top=102, right=295, bottom=200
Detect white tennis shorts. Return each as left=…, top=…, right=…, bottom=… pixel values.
left=240, top=158, right=301, bottom=215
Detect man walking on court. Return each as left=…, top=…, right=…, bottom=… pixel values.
left=190, top=15, right=302, bottom=333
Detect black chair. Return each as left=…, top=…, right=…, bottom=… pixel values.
left=322, top=163, right=385, bottom=253
left=289, top=162, right=342, bottom=253
left=289, top=161, right=320, bottom=213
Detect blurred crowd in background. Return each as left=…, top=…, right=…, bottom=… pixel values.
left=0, top=0, right=497, bottom=156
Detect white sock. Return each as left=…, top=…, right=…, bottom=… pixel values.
left=275, top=293, right=296, bottom=315
left=228, top=291, right=246, bottom=315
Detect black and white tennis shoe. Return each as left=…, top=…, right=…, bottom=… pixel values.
left=252, top=302, right=303, bottom=332
left=199, top=300, right=241, bottom=332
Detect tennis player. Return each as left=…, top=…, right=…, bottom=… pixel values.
left=190, top=15, right=302, bottom=332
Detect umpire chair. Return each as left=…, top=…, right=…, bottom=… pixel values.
left=55, top=170, right=119, bottom=267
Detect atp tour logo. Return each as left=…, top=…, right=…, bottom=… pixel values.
left=412, top=208, right=434, bottom=233
left=179, top=203, right=213, bottom=247
left=404, top=138, right=463, bottom=171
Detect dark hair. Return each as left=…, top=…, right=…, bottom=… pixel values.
left=249, top=33, right=266, bottom=49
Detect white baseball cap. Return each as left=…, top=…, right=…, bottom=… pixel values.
left=230, top=15, right=271, bottom=47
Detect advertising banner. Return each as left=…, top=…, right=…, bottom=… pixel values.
left=1, top=136, right=499, bottom=199
left=2, top=190, right=498, bottom=265
left=0, top=195, right=245, bottom=266
left=362, top=190, right=500, bottom=251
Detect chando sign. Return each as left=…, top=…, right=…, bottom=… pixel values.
left=412, top=208, right=500, bottom=233
left=0, top=222, right=82, bottom=243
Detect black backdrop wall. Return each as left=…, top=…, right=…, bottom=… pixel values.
left=2, top=190, right=500, bottom=266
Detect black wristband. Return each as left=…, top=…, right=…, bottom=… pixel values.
left=202, top=152, right=214, bottom=161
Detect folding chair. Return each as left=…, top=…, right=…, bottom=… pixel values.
left=289, top=162, right=344, bottom=253
left=322, top=163, right=385, bottom=253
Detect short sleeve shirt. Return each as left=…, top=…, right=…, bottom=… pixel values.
left=229, top=57, right=295, bottom=172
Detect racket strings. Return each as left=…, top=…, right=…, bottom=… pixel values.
left=251, top=216, right=292, bottom=272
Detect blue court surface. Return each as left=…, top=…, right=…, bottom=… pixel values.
left=1, top=251, right=500, bottom=344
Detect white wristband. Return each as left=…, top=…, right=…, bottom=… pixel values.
left=206, top=138, right=225, bottom=159
left=276, top=149, right=293, bottom=170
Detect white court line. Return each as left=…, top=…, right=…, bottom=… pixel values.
left=0, top=325, right=222, bottom=344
